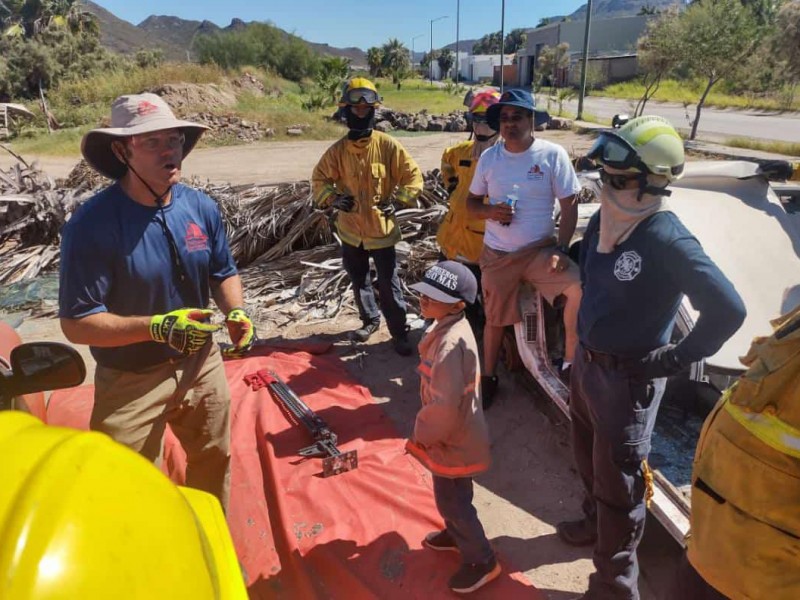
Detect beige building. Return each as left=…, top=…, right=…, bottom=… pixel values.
left=516, top=15, right=653, bottom=88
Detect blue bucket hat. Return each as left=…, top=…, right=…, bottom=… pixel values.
left=486, top=88, right=536, bottom=131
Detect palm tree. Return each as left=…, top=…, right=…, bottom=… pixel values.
left=381, top=38, right=410, bottom=89
left=504, top=28, right=527, bottom=54
left=366, top=46, right=384, bottom=77
left=437, top=49, right=455, bottom=80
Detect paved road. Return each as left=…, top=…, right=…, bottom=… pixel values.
left=556, top=96, right=800, bottom=144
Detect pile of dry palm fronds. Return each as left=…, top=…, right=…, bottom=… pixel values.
left=0, top=161, right=92, bottom=284
left=220, top=174, right=449, bottom=320
left=0, top=159, right=450, bottom=320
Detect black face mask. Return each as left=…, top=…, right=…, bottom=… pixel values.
left=345, top=105, right=375, bottom=139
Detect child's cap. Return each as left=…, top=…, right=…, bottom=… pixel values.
left=410, top=260, right=478, bottom=304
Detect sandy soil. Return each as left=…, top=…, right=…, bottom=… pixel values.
left=8, top=128, right=678, bottom=599
left=1, top=130, right=595, bottom=184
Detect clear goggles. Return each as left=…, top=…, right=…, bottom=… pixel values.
left=343, top=87, right=380, bottom=105
left=586, top=132, right=643, bottom=171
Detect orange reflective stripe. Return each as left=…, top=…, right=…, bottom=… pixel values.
left=405, top=440, right=490, bottom=477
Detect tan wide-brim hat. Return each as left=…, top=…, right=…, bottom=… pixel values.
left=81, top=93, right=209, bottom=180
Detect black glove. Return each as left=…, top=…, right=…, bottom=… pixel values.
left=632, top=344, right=686, bottom=381
left=331, top=194, right=355, bottom=212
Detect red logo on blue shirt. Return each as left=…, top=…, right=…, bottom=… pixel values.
left=184, top=223, right=209, bottom=252
left=527, top=164, right=544, bottom=181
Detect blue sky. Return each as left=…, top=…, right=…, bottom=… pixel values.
left=93, top=1, right=588, bottom=51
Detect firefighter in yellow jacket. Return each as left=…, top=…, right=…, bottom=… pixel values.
left=436, top=90, right=501, bottom=333
left=312, top=78, right=423, bottom=355
left=678, top=296, right=800, bottom=600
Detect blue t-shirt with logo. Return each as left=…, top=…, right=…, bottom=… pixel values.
left=578, top=210, right=745, bottom=364
left=59, top=183, right=237, bottom=371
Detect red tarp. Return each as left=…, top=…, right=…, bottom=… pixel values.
left=47, top=346, right=541, bottom=599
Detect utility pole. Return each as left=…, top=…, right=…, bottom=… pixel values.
left=577, top=0, right=593, bottom=121
left=500, top=0, right=505, bottom=92
left=455, top=0, right=460, bottom=84
left=429, top=15, right=448, bottom=85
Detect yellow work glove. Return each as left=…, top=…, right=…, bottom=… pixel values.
left=150, top=308, right=220, bottom=355
left=223, top=308, right=257, bottom=358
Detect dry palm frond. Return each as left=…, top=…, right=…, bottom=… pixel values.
left=0, top=163, right=450, bottom=319
left=0, top=163, right=91, bottom=284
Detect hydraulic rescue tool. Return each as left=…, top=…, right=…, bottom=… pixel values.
left=245, top=369, right=358, bottom=477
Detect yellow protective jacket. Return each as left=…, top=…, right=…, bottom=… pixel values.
left=687, top=304, right=800, bottom=600
left=312, top=131, right=423, bottom=250
left=436, top=140, right=487, bottom=264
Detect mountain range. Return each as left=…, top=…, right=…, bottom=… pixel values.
left=81, top=0, right=679, bottom=64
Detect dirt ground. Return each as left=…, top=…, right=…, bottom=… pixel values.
left=1, top=130, right=595, bottom=184
left=9, top=128, right=680, bottom=599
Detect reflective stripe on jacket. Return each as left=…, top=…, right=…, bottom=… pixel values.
left=688, top=303, right=800, bottom=600
left=406, top=313, right=490, bottom=478
left=312, top=131, right=423, bottom=250
left=436, top=140, right=487, bottom=263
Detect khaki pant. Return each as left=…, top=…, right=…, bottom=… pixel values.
left=480, top=240, right=580, bottom=327
left=91, top=343, right=231, bottom=511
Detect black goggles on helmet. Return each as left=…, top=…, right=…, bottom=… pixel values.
left=344, top=87, right=380, bottom=105
left=598, top=167, right=641, bottom=191
left=586, top=132, right=646, bottom=172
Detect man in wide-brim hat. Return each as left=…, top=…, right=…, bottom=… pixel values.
left=58, top=93, right=256, bottom=511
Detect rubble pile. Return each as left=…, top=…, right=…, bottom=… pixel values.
left=182, top=112, right=275, bottom=143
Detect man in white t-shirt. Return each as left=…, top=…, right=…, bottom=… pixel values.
left=467, top=89, right=582, bottom=408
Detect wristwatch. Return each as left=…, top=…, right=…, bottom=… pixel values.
left=556, top=244, right=570, bottom=255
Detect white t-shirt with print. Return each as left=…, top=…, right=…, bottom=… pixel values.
left=469, top=138, right=581, bottom=253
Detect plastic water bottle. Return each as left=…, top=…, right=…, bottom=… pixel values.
left=502, top=184, right=519, bottom=227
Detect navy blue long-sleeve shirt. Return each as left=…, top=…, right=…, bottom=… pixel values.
left=578, top=210, right=746, bottom=363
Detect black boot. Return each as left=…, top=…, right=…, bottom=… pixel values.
left=481, top=375, right=499, bottom=410
left=556, top=518, right=597, bottom=547
left=350, top=321, right=379, bottom=342
left=392, top=333, right=413, bottom=356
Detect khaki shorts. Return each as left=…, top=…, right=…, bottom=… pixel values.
left=92, top=342, right=231, bottom=511
left=479, top=240, right=580, bottom=327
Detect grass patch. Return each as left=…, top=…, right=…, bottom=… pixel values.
left=601, top=79, right=800, bottom=112
left=7, top=68, right=476, bottom=154
left=724, top=137, right=800, bottom=157
left=9, top=126, right=90, bottom=157
left=227, top=91, right=345, bottom=142
left=376, top=77, right=466, bottom=114
left=50, top=63, right=227, bottom=114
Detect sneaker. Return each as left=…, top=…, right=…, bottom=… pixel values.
left=481, top=375, right=499, bottom=410
left=423, top=530, right=459, bottom=553
left=448, top=556, right=502, bottom=594
left=392, top=334, right=413, bottom=356
left=556, top=518, right=597, bottom=547
left=350, top=321, right=379, bottom=342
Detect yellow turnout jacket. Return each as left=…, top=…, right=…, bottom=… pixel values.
left=688, top=303, right=800, bottom=600
left=312, top=132, right=423, bottom=250
left=436, top=140, right=487, bottom=264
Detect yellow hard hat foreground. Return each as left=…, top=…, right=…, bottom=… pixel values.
left=0, top=412, right=246, bottom=600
